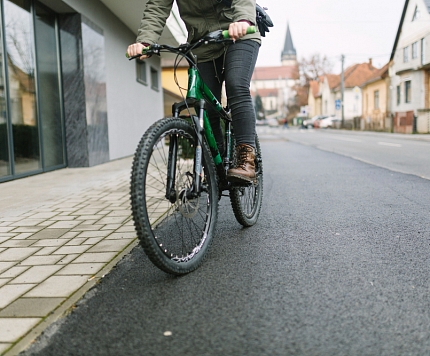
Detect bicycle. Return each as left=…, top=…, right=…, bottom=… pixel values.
left=127, top=27, right=263, bottom=275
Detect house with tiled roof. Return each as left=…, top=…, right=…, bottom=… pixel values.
left=250, top=24, right=300, bottom=120
left=360, top=63, right=391, bottom=131
left=390, top=0, right=430, bottom=133
left=319, top=60, right=378, bottom=126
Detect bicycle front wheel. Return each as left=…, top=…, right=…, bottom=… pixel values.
left=229, top=134, right=263, bottom=227
left=130, top=117, right=218, bottom=275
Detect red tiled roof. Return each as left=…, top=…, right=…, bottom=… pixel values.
left=360, top=62, right=390, bottom=87
left=342, top=62, right=379, bottom=88
left=325, top=74, right=340, bottom=89
left=322, top=61, right=379, bottom=91
left=252, top=65, right=299, bottom=80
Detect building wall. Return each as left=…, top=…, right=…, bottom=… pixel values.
left=307, top=93, right=317, bottom=117
left=307, top=95, right=322, bottom=118
left=390, top=0, right=430, bottom=117
left=64, top=0, right=163, bottom=161
left=393, top=0, right=430, bottom=74
left=162, top=68, right=188, bottom=97
left=390, top=70, right=424, bottom=114
left=321, top=79, right=335, bottom=116
left=362, top=79, right=389, bottom=130
left=344, top=88, right=362, bottom=119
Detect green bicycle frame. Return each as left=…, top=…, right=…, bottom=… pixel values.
left=172, top=66, right=233, bottom=184
left=187, top=67, right=232, bottom=165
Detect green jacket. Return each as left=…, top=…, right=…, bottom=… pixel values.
left=136, top=0, right=261, bottom=63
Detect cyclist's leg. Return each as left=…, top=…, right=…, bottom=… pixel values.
left=197, top=59, right=225, bottom=155
left=224, top=40, right=259, bottom=148
left=224, top=40, right=259, bottom=183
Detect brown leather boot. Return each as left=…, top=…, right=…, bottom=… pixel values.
left=227, top=144, right=256, bottom=184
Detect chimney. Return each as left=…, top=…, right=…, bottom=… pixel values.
left=369, top=58, right=373, bottom=67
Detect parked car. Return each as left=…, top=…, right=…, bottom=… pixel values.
left=319, top=116, right=341, bottom=129
left=303, top=115, right=327, bottom=129
left=267, top=118, right=279, bottom=127
left=256, top=119, right=268, bottom=126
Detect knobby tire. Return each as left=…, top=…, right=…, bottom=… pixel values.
left=229, top=134, right=263, bottom=227
left=130, top=117, right=218, bottom=275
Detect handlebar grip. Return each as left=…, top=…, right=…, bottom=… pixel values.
left=222, top=25, right=256, bottom=39
left=126, top=46, right=150, bottom=59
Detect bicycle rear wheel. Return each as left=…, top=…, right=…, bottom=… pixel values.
left=229, top=134, right=263, bottom=227
left=130, top=117, right=218, bottom=275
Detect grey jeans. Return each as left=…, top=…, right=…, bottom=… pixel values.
left=197, top=40, right=260, bottom=152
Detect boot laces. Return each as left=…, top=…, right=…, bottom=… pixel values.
left=236, top=145, right=252, bottom=170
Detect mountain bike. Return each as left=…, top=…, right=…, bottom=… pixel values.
left=127, top=27, right=263, bottom=275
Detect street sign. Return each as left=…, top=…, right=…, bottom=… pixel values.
left=335, top=99, right=341, bottom=110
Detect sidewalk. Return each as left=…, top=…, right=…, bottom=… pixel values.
left=0, top=156, right=138, bottom=356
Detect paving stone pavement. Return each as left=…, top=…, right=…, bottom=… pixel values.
left=0, top=157, right=139, bottom=356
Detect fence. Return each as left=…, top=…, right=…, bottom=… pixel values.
left=393, top=111, right=414, bottom=134
left=417, top=109, right=430, bottom=134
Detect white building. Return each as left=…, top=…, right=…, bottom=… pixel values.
left=0, top=0, right=186, bottom=182
left=390, top=0, right=430, bottom=133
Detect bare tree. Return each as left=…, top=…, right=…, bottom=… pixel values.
left=299, top=53, right=333, bottom=84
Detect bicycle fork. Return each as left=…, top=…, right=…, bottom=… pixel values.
left=165, top=100, right=207, bottom=202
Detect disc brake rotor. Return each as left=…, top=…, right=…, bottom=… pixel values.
left=176, top=172, right=199, bottom=218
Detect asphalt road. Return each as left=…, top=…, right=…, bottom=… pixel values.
left=22, top=133, right=430, bottom=356
left=277, top=127, right=430, bottom=179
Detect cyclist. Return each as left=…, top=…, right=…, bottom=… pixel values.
left=127, top=0, right=261, bottom=184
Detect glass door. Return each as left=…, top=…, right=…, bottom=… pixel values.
left=4, top=0, right=41, bottom=175
left=34, top=2, right=65, bottom=169
left=1, top=0, right=65, bottom=181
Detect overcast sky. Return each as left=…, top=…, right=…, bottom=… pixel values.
left=256, top=0, right=406, bottom=73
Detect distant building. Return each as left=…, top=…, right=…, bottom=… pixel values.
left=315, top=61, right=379, bottom=128
left=251, top=24, right=300, bottom=121
left=307, top=80, right=322, bottom=117
left=360, top=63, right=391, bottom=131
left=319, top=74, right=340, bottom=118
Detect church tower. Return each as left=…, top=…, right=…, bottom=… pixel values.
left=281, top=23, right=297, bottom=66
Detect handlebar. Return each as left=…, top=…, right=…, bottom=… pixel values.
left=222, top=25, right=256, bottom=39
left=126, top=26, right=256, bottom=60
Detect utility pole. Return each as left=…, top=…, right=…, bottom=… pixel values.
left=341, top=54, right=345, bottom=128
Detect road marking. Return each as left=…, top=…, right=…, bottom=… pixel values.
left=378, top=142, right=402, bottom=147
left=331, top=137, right=362, bottom=143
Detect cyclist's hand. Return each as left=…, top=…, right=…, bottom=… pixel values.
left=228, top=22, right=249, bottom=41
left=127, top=43, right=149, bottom=60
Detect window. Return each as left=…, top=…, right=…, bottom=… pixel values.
left=403, top=47, right=409, bottom=62
left=374, top=90, right=379, bottom=109
left=136, top=60, right=147, bottom=85
left=150, top=67, right=159, bottom=91
left=412, top=5, right=421, bottom=21
left=421, top=38, right=425, bottom=65
left=397, top=85, right=401, bottom=105
left=405, top=81, right=411, bottom=103
left=412, top=42, right=418, bottom=59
